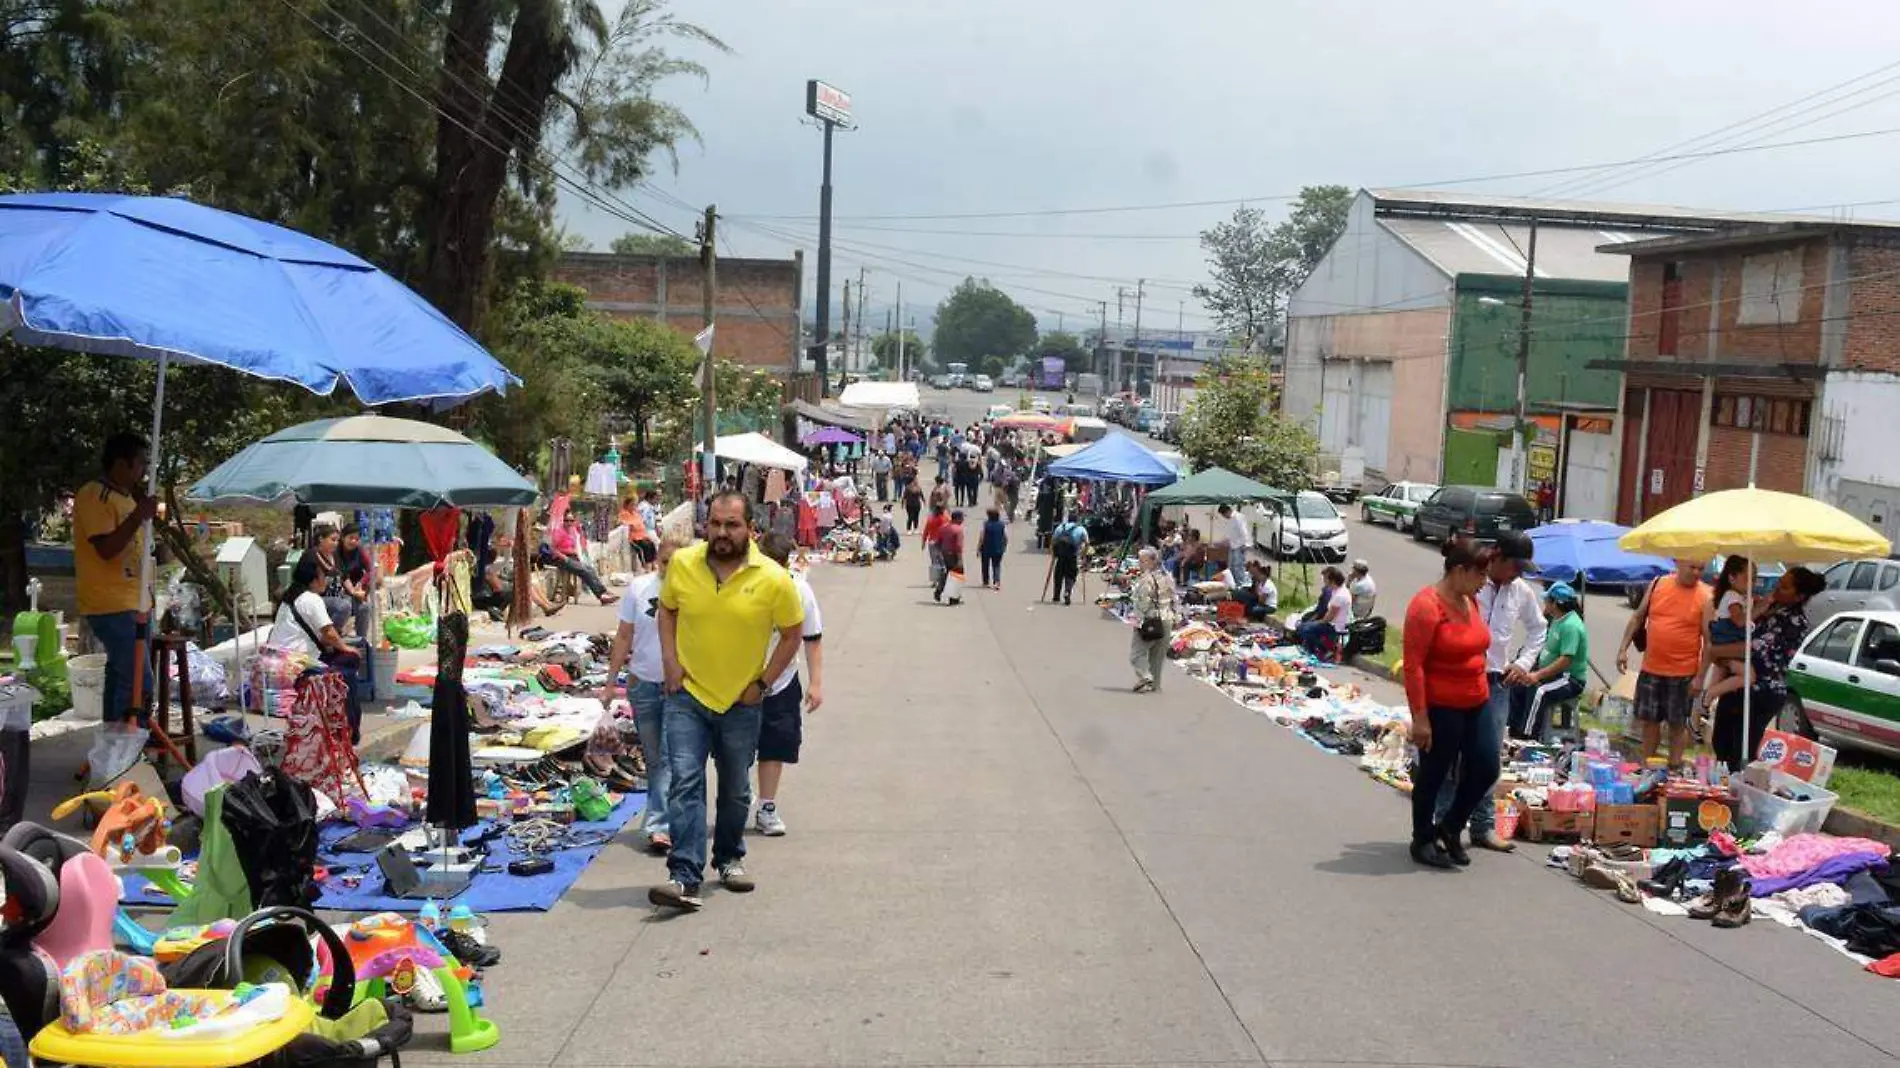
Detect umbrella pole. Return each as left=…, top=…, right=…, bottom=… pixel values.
left=128, top=352, right=168, bottom=725
left=1742, top=581, right=1754, bottom=770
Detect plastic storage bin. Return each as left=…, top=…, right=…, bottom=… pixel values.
left=1735, top=768, right=1838, bottom=837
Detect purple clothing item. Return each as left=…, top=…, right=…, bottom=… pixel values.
left=1749, top=852, right=1889, bottom=897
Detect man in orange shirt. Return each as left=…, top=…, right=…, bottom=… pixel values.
left=1617, top=557, right=1712, bottom=765
left=71, top=433, right=158, bottom=727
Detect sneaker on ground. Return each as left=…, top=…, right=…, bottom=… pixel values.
left=718, top=861, right=756, bottom=892
left=648, top=880, right=703, bottom=911
left=404, top=961, right=449, bottom=1012
left=754, top=805, right=787, bottom=836
left=440, top=928, right=501, bottom=968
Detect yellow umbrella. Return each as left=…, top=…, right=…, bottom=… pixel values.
left=1618, top=487, right=1890, bottom=563
left=1618, top=486, right=1891, bottom=765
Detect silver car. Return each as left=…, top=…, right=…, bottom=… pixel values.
left=1806, top=558, right=1900, bottom=628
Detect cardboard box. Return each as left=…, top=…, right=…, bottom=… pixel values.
left=1520, top=807, right=1593, bottom=842
left=1660, top=796, right=1706, bottom=847
left=1758, top=729, right=1837, bottom=787
left=1591, top=803, right=1659, bottom=848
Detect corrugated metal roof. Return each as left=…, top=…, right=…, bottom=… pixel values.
left=1367, top=188, right=1894, bottom=230
left=1378, top=217, right=1637, bottom=282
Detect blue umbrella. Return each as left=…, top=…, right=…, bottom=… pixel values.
left=186, top=416, right=540, bottom=510
left=1528, top=520, right=1672, bottom=585
left=0, top=193, right=516, bottom=404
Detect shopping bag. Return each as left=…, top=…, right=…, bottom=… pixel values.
left=943, top=570, right=965, bottom=601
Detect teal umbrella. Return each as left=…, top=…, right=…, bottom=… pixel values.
left=185, top=415, right=539, bottom=510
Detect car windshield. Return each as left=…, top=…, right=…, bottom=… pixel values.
left=1294, top=494, right=1337, bottom=520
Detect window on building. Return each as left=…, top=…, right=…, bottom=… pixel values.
left=1738, top=248, right=1803, bottom=325
left=1712, top=394, right=1810, bottom=435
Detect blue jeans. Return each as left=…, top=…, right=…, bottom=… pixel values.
left=1434, top=673, right=1507, bottom=835
left=84, top=612, right=150, bottom=725
left=630, top=680, right=670, bottom=838
left=662, top=689, right=762, bottom=887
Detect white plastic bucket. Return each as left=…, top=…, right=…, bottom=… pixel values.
left=67, top=653, right=108, bottom=720
left=372, top=647, right=399, bottom=700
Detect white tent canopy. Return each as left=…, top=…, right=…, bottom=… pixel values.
left=712, top=431, right=807, bottom=472
left=838, top=380, right=920, bottom=412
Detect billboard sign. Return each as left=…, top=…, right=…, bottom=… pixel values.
left=806, top=80, right=853, bottom=127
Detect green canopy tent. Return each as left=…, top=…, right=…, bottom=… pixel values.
left=1140, top=466, right=1289, bottom=535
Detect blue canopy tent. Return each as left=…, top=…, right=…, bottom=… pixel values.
left=1045, top=432, right=1179, bottom=487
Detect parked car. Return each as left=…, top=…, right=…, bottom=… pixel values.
left=1253, top=490, right=1350, bottom=563
left=1412, top=485, right=1539, bottom=544
left=999, top=372, right=1021, bottom=388
left=1808, top=558, right=1900, bottom=625
left=984, top=403, right=1014, bottom=422
left=929, top=374, right=952, bottom=389
left=1784, top=609, right=1900, bottom=759
left=1154, top=412, right=1182, bottom=443
left=1134, top=404, right=1160, bottom=433
left=1029, top=397, right=1051, bottom=413
left=1360, top=481, right=1437, bottom=532
left=1054, top=403, right=1095, bottom=418
left=973, top=374, right=995, bottom=392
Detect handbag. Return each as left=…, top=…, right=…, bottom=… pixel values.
left=1631, top=577, right=1663, bottom=653
left=1137, top=617, right=1167, bottom=641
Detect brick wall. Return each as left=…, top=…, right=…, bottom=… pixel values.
left=1626, top=239, right=1828, bottom=365
left=1842, top=241, right=1900, bottom=373
left=1703, top=423, right=1806, bottom=495
left=552, top=252, right=802, bottom=370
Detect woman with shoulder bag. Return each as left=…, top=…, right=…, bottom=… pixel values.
left=1130, top=547, right=1180, bottom=694
left=267, top=555, right=364, bottom=741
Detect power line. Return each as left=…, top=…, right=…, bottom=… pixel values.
left=726, top=125, right=1900, bottom=224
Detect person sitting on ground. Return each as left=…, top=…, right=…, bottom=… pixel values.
left=1507, top=582, right=1588, bottom=741
left=545, top=510, right=618, bottom=605
left=875, top=505, right=901, bottom=559
left=1239, top=560, right=1279, bottom=620
left=475, top=532, right=561, bottom=620
left=1296, top=567, right=1352, bottom=661
left=1348, top=559, right=1377, bottom=620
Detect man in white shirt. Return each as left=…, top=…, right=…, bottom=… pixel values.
left=753, top=532, right=825, bottom=836
left=1348, top=559, right=1378, bottom=620
left=1434, top=531, right=1545, bottom=853
left=870, top=451, right=894, bottom=502
left=1214, top=503, right=1251, bottom=571
left=602, top=535, right=685, bottom=852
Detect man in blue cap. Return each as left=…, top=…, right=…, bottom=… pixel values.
left=1508, top=581, right=1589, bottom=742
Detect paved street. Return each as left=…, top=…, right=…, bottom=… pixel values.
left=450, top=526, right=1900, bottom=1068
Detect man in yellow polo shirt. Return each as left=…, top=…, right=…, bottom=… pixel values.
left=650, top=491, right=804, bottom=912
left=71, top=433, right=158, bottom=727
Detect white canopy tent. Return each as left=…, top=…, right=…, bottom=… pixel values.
left=838, top=380, right=920, bottom=415
left=712, top=431, right=808, bottom=472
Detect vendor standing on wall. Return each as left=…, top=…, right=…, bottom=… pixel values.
left=72, top=432, right=157, bottom=730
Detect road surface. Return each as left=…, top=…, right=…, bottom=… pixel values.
left=445, top=533, right=1900, bottom=1068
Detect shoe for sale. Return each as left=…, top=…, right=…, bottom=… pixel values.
left=1434, top=826, right=1472, bottom=867
left=403, top=959, right=448, bottom=1012
left=440, top=928, right=502, bottom=968
left=754, top=804, right=787, bottom=837
left=1473, top=829, right=1516, bottom=853
left=718, top=861, right=756, bottom=892
left=648, top=880, right=703, bottom=911
left=1712, top=883, right=1754, bottom=928
left=1411, top=840, right=1456, bottom=869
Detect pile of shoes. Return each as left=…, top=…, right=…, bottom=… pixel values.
left=1565, top=843, right=1648, bottom=904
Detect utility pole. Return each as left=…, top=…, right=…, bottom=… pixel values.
left=1131, top=279, right=1146, bottom=394
left=1114, top=287, right=1127, bottom=390
left=1513, top=219, right=1538, bottom=496
left=699, top=205, right=717, bottom=487
left=840, top=279, right=852, bottom=378
left=895, top=281, right=905, bottom=380
left=1097, top=300, right=1108, bottom=379
left=855, top=266, right=868, bottom=379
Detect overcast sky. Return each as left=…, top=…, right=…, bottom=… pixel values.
left=560, top=0, right=1900, bottom=337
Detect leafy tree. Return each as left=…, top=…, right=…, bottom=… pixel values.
left=590, top=316, right=699, bottom=458
left=610, top=232, right=695, bottom=256
left=1192, top=185, right=1352, bottom=351
left=933, top=278, right=1036, bottom=372
left=870, top=330, right=926, bottom=375
left=1178, top=356, right=1318, bottom=491
left=423, top=0, right=728, bottom=328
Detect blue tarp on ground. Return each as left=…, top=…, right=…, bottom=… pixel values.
left=123, top=793, right=644, bottom=914
left=1046, top=432, right=1179, bottom=487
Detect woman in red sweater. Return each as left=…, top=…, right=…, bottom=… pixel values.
left=1403, top=538, right=1498, bottom=869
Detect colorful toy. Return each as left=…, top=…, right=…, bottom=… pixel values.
left=114, top=909, right=160, bottom=956
left=51, top=783, right=177, bottom=869
left=319, top=912, right=499, bottom=1054
left=149, top=920, right=238, bottom=965
left=344, top=797, right=410, bottom=829
left=34, top=850, right=118, bottom=968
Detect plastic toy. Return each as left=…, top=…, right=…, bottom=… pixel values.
left=114, top=910, right=160, bottom=956
left=34, top=850, right=118, bottom=968
left=344, top=797, right=410, bottom=829
left=320, top=912, right=499, bottom=1054
left=149, top=920, right=238, bottom=964
left=51, top=784, right=176, bottom=869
